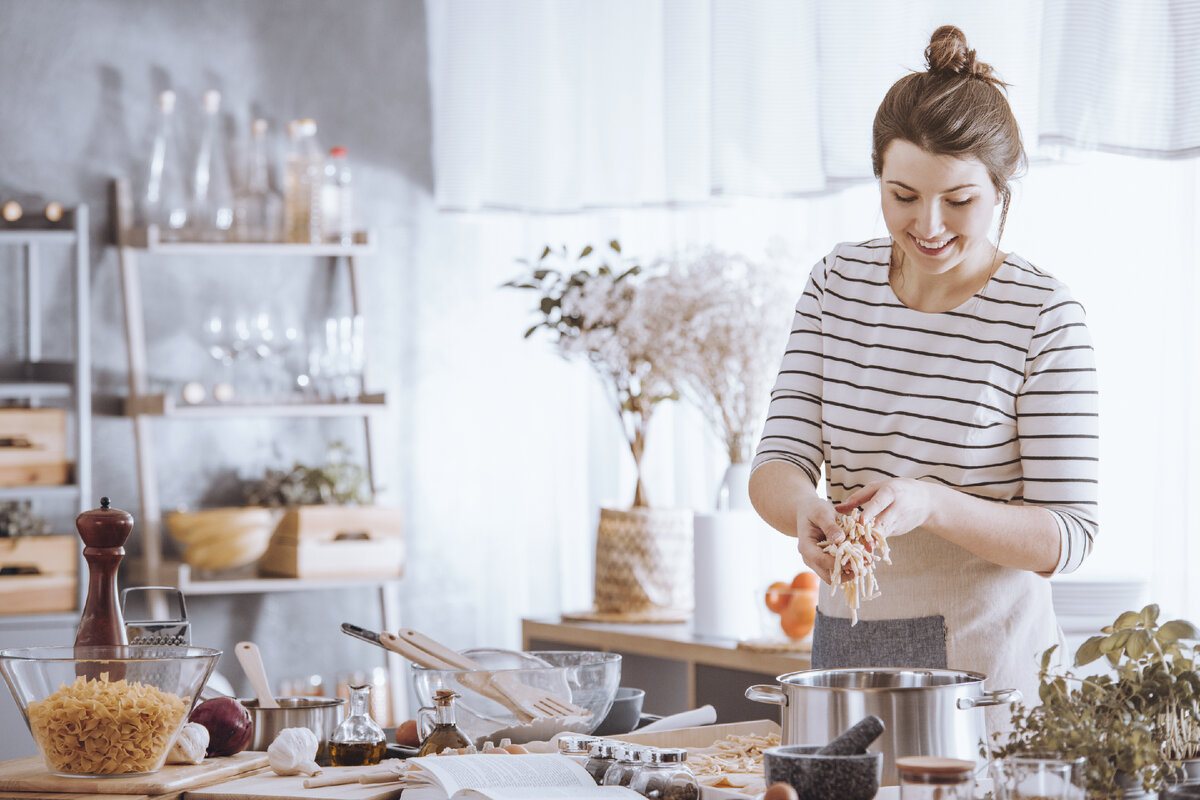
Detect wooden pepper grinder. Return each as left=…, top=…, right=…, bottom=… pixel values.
left=74, top=497, right=133, bottom=648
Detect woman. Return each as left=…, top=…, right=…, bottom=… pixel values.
left=748, top=26, right=1099, bottom=715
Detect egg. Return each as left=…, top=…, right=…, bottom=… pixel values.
left=763, top=782, right=800, bottom=800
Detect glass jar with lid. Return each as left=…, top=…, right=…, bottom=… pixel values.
left=896, top=756, right=976, bottom=800
left=558, top=734, right=602, bottom=765
left=628, top=747, right=700, bottom=800
left=603, top=746, right=653, bottom=787
left=584, top=740, right=622, bottom=784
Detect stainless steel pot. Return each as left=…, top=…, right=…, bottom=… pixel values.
left=746, top=668, right=1019, bottom=786
left=241, top=696, right=346, bottom=761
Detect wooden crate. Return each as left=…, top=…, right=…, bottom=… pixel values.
left=0, top=535, right=78, bottom=614
left=0, top=408, right=69, bottom=487
left=257, top=505, right=404, bottom=578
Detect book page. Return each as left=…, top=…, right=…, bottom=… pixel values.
left=408, top=753, right=598, bottom=795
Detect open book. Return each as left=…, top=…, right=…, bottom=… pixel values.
left=401, top=753, right=642, bottom=800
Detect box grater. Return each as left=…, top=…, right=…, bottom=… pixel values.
left=121, top=585, right=191, bottom=647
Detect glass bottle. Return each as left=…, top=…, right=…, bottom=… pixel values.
left=190, top=90, right=235, bottom=241
left=233, top=119, right=283, bottom=242
left=628, top=747, right=699, bottom=800
left=283, top=118, right=323, bottom=243
left=142, top=90, right=188, bottom=240
left=321, top=146, right=354, bottom=244
left=328, top=683, right=386, bottom=766
left=584, top=740, right=621, bottom=784
left=603, top=746, right=652, bottom=787
left=416, top=689, right=471, bottom=756
left=896, top=756, right=975, bottom=800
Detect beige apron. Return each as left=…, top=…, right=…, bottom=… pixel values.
left=812, top=527, right=1064, bottom=733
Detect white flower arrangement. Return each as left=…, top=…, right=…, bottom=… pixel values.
left=505, top=240, right=796, bottom=506
left=645, top=246, right=794, bottom=465
left=504, top=241, right=678, bottom=508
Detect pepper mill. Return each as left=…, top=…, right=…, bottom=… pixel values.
left=74, top=497, right=133, bottom=648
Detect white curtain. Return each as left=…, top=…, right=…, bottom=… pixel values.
left=420, top=0, right=1200, bottom=642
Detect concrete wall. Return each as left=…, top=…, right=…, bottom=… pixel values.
left=0, top=0, right=430, bottom=705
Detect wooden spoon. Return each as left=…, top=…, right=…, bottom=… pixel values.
left=235, top=641, right=279, bottom=708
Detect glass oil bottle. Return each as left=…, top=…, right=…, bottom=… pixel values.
left=329, top=684, right=387, bottom=766
left=417, top=689, right=472, bottom=756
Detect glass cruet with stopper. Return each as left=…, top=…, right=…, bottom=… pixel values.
left=416, top=689, right=472, bottom=756
left=329, top=683, right=386, bottom=766
left=628, top=747, right=699, bottom=800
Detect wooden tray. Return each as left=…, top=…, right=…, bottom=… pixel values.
left=0, top=752, right=268, bottom=796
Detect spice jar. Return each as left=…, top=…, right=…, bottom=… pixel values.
left=584, top=740, right=622, bottom=784
left=558, top=734, right=601, bottom=765
left=628, top=747, right=699, bottom=800
left=329, top=684, right=386, bottom=766
left=896, top=756, right=976, bottom=800
left=602, top=745, right=652, bottom=787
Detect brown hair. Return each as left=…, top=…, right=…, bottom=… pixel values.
left=871, top=25, right=1026, bottom=239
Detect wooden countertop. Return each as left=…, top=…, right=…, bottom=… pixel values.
left=522, top=616, right=811, bottom=675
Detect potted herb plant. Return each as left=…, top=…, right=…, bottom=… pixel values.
left=505, top=242, right=694, bottom=618
left=990, top=604, right=1200, bottom=799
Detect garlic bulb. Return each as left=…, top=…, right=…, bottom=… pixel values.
left=166, top=722, right=209, bottom=765
left=268, top=727, right=322, bottom=776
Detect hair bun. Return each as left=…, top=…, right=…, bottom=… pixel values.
left=925, top=24, right=994, bottom=80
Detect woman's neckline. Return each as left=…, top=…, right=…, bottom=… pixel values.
left=887, top=243, right=1008, bottom=314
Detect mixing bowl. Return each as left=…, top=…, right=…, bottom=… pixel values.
left=0, top=645, right=220, bottom=777
left=411, top=650, right=621, bottom=746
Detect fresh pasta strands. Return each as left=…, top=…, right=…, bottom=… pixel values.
left=824, top=508, right=890, bottom=626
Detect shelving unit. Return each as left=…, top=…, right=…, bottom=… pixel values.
left=111, top=179, right=405, bottom=720
left=0, top=203, right=91, bottom=605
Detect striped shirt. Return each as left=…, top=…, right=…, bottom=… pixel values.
left=752, top=238, right=1099, bottom=574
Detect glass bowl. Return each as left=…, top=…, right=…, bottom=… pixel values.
left=0, top=645, right=221, bottom=777
left=411, top=650, right=621, bottom=746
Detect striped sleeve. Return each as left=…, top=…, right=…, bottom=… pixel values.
left=752, top=258, right=828, bottom=487
left=1018, top=286, right=1100, bottom=574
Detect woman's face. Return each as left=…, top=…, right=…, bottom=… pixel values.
left=880, top=139, right=1001, bottom=279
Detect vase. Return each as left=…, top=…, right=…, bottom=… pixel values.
left=716, top=461, right=754, bottom=512
left=692, top=510, right=762, bottom=639
left=593, top=506, right=694, bottom=615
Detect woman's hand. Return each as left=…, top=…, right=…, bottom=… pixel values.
left=794, top=491, right=845, bottom=584
left=836, top=479, right=935, bottom=538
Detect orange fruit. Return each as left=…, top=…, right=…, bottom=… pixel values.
left=790, top=571, right=820, bottom=592
left=765, top=581, right=792, bottom=614
left=780, top=591, right=817, bottom=639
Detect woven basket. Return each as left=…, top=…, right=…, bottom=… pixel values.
left=593, top=506, right=694, bottom=615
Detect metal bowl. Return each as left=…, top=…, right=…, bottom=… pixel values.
left=411, top=650, right=621, bottom=746
left=241, top=696, right=346, bottom=762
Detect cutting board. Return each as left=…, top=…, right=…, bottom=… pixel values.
left=185, top=769, right=403, bottom=800
left=0, top=752, right=268, bottom=796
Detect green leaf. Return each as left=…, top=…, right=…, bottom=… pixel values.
left=1075, top=636, right=1104, bottom=667
left=610, top=239, right=621, bottom=253
left=1158, top=619, right=1200, bottom=644
left=1114, top=610, right=1142, bottom=630
left=533, top=269, right=550, bottom=280
left=1124, top=629, right=1151, bottom=660
left=539, top=297, right=556, bottom=315
left=539, top=245, right=552, bottom=260
left=1141, top=604, right=1160, bottom=628
left=579, top=245, right=593, bottom=258
left=523, top=325, right=539, bottom=339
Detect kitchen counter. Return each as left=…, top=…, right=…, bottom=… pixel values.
left=522, top=616, right=810, bottom=720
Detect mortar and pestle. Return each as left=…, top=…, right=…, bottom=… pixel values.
left=764, top=715, right=885, bottom=800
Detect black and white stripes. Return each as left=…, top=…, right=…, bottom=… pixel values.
left=753, top=238, right=1099, bottom=573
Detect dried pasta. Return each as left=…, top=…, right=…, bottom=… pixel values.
left=27, top=674, right=190, bottom=775
left=824, top=508, right=891, bottom=625
left=688, top=731, right=780, bottom=792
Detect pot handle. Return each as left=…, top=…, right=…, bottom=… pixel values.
left=745, top=684, right=788, bottom=707
left=957, top=688, right=1021, bottom=710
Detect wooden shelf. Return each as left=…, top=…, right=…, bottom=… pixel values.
left=143, top=560, right=402, bottom=597
left=0, top=381, right=72, bottom=401
left=124, top=392, right=388, bottom=418
left=122, top=223, right=376, bottom=256
left=0, top=229, right=77, bottom=245
left=0, top=484, right=80, bottom=501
